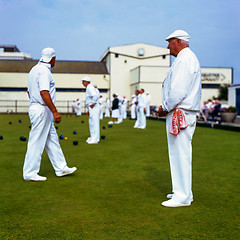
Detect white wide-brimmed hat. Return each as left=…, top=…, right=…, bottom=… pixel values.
left=40, top=47, right=56, bottom=63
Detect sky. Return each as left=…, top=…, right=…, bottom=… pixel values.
left=0, top=0, right=239, bottom=84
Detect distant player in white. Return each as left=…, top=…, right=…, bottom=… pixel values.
left=130, top=95, right=136, bottom=119
left=145, top=92, right=151, bottom=116
left=82, top=76, right=100, bottom=144
left=122, top=96, right=128, bottom=119
left=98, top=95, right=104, bottom=120
left=105, top=98, right=111, bottom=117
left=75, top=98, right=82, bottom=116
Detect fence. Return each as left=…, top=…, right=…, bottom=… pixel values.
left=0, top=100, right=88, bottom=114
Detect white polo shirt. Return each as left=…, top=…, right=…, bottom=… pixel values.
left=162, top=47, right=201, bottom=112
left=28, top=62, right=56, bottom=105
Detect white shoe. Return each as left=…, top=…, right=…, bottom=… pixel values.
left=161, top=199, right=191, bottom=208
left=24, top=174, right=47, bottom=181
left=87, top=140, right=98, bottom=144
left=86, top=137, right=92, bottom=143
left=56, top=167, right=77, bottom=177
left=167, top=193, right=173, bottom=199
left=108, top=121, right=113, bottom=124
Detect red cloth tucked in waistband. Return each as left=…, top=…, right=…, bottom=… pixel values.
left=170, top=109, right=189, bottom=135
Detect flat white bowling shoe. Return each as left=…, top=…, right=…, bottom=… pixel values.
left=24, top=174, right=47, bottom=181
left=161, top=199, right=191, bottom=208
left=56, top=167, right=77, bottom=177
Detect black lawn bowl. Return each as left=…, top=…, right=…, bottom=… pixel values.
left=101, top=135, right=105, bottom=139
left=20, top=136, right=27, bottom=141
left=73, top=140, right=78, bottom=145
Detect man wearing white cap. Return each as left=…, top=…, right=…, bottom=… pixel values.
left=158, top=30, right=201, bottom=207
left=82, top=76, right=100, bottom=144
left=23, top=47, right=77, bottom=181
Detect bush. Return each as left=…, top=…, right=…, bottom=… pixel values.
left=225, top=106, right=237, bottom=113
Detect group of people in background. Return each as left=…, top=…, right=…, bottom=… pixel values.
left=199, top=99, right=222, bottom=122
left=72, top=89, right=151, bottom=129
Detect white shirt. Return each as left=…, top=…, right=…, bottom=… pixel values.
left=138, top=93, right=146, bottom=108
left=162, top=47, right=201, bottom=112
left=85, top=83, right=100, bottom=108
left=28, top=62, right=56, bottom=105
left=98, top=97, right=104, bottom=107
left=146, top=94, right=151, bottom=105
left=105, top=99, right=110, bottom=108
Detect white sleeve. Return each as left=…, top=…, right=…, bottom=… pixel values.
left=38, top=69, right=50, bottom=92
left=163, top=59, right=193, bottom=112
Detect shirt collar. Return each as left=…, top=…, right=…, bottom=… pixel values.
left=177, top=47, right=189, bottom=57
left=38, top=61, right=51, bottom=70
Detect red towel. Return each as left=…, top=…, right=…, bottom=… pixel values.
left=170, top=109, right=189, bottom=135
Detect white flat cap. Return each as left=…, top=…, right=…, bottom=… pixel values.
left=40, top=47, right=56, bottom=63
left=82, top=76, right=91, bottom=82
left=165, top=30, right=190, bottom=42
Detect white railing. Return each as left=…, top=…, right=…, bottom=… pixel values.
left=0, top=100, right=87, bottom=114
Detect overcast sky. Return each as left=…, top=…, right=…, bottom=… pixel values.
left=0, top=0, right=239, bottom=84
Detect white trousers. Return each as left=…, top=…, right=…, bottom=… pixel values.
left=88, top=104, right=100, bottom=142
left=23, top=104, right=67, bottom=179
left=146, top=105, right=150, bottom=116
left=76, top=108, right=82, bottom=116
left=166, top=110, right=197, bottom=204
left=99, top=106, right=103, bottom=119
left=138, top=106, right=146, bottom=128
left=105, top=107, right=110, bottom=117
left=134, top=106, right=140, bottom=127
left=130, top=105, right=136, bottom=119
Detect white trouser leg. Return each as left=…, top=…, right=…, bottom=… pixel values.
left=138, top=106, right=146, bottom=128
left=134, top=107, right=140, bottom=127
left=146, top=105, right=150, bottom=116
left=23, top=105, right=51, bottom=179
left=166, top=111, right=196, bottom=204
left=89, top=105, right=100, bottom=142
left=44, top=122, right=67, bottom=176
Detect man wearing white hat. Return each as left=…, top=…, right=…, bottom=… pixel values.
left=158, top=30, right=201, bottom=207
left=23, top=47, right=77, bottom=181
left=82, top=76, right=100, bottom=144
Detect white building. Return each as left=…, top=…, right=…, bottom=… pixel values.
left=0, top=45, right=32, bottom=60
left=0, top=43, right=233, bottom=113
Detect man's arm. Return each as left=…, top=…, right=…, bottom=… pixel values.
left=40, top=90, right=61, bottom=123
left=157, top=105, right=168, bottom=117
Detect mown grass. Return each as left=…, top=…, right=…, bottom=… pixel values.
left=0, top=114, right=239, bottom=240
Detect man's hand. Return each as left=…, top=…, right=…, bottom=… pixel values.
left=157, top=106, right=168, bottom=117
left=53, top=111, right=61, bottom=123
left=90, top=104, right=96, bottom=109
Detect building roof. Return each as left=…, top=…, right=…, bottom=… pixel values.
left=0, top=60, right=109, bottom=74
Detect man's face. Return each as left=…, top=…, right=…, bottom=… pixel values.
left=167, top=38, right=179, bottom=57
left=50, top=56, right=56, bottom=68
left=82, top=80, right=88, bottom=87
